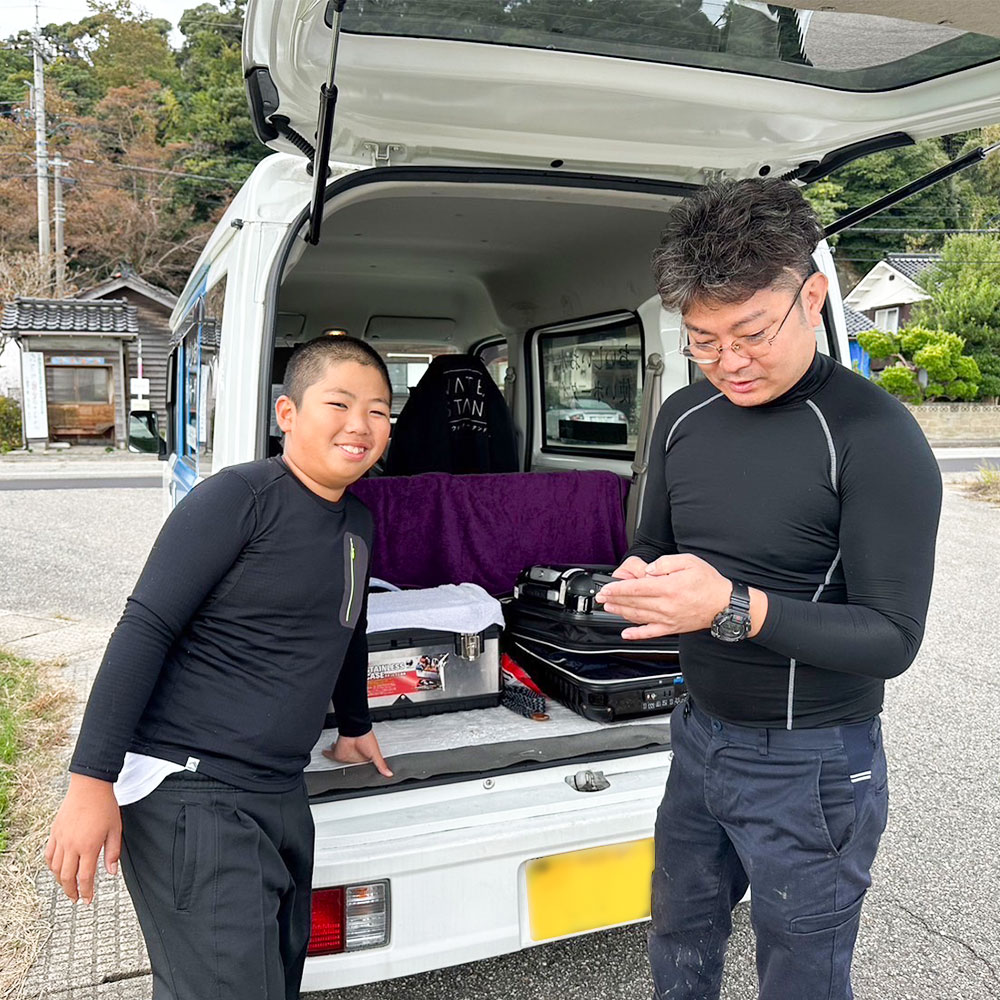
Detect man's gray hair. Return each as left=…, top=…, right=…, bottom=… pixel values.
left=652, top=179, right=824, bottom=312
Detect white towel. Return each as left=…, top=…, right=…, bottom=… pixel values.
left=367, top=583, right=504, bottom=636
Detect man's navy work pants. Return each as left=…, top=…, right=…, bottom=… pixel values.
left=648, top=698, right=888, bottom=1000
left=120, top=771, right=314, bottom=1000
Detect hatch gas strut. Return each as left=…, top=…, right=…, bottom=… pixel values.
left=306, top=0, right=347, bottom=246
left=824, top=140, right=1000, bottom=238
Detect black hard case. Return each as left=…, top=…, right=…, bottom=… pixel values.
left=503, top=565, right=684, bottom=722
left=508, top=638, right=685, bottom=723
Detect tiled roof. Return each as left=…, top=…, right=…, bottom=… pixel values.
left=885, top=253, right=942, bottom=284
left=843, top=305, right=876, bottom=338
left=1, top=297, right=139, bottom=335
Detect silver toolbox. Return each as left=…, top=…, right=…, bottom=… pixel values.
left=327, top=625, right=501, bottom=726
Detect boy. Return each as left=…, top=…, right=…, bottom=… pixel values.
left=46, top=335, right=394, bottom=1000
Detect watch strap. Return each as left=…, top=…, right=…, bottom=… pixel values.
left=729, top=580, right=751, bottom=614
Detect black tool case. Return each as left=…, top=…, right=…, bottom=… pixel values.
left=508, top=638, right=685, bottom=723
left=504, top=564, right=680, bottom=658
left=503, top=565, right=684, bottom=722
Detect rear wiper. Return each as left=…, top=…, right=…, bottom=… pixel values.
left=306, top=0, right=347, bottom=246
left=825, top=140, right=1000, bottom=238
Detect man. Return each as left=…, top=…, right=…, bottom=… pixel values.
left=596, top=179, right=941, bottom=1000
left=46, top=336, right=394, bottom=1000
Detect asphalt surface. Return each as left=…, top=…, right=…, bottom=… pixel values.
left=2, top=482, right=998, bottom=999
left=0, top=476, right=163, bottom=490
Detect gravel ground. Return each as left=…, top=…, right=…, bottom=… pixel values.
left=3, top=481, right=998, bottom=1000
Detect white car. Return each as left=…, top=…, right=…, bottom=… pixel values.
left=546, top=398, right=628, bottom=444
left=149, top=0, right=1000, bottom=991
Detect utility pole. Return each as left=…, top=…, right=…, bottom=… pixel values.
left=53, top=157, right=66, bottom=296
left=32, top=0, right=51, bottom=284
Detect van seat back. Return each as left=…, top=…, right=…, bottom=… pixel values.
left=350, top=470, right=630, bottom=595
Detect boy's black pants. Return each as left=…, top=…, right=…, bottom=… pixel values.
left=120, top=771, right=314, bottom=1000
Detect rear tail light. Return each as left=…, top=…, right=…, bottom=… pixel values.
left=345, top=883, right=390, bottom=950
left=308, top=881, right=390, bottom=957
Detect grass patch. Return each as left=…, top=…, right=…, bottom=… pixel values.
left=0, top=648, right=75, bottom=997
left=0, top=652, right=41, bottom=852
left=963, top=462, right=1000, bottom=506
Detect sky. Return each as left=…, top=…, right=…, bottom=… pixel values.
left=6, top=1, right=191, bottom=46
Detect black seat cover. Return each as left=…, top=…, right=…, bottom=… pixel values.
left=384, top=354, right=518, bottom=476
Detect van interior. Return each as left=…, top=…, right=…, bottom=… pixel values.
left=267, top=173, right=700, bottom=798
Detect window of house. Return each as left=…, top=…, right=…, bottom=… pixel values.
left=45, top=365, right=112, bottom=404
left=874, top=307, right=899, bottom=334
left=538, top=316, right=643, bottom=454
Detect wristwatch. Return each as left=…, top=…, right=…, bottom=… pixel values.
left=711, top=580, right=752, bottom=643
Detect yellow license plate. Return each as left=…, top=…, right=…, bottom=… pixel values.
left=525, top=838, right=654, bottom=941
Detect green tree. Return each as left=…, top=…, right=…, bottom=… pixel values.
left=912, top=233, right=1000, bottom=399
left=0, top=395, right=22, bottom=452
left=174, top=1, right=265, bottom=213
left=858, top=325, right=981, bottom=403
left=811, top=137, right=977, bottom=290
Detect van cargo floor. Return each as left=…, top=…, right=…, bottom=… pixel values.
left=305, top=700, right=672, bottom=796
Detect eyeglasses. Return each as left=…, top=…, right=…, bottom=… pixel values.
left=679, top=275, right=811, bottom=366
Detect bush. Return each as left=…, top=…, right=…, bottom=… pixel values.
left=866, top=326, right=981, bottom=403
left=857, top=329, right=898, bottom=361
left=877, top=365, right=921, bottom=403
left=0, top=396, right=22, bottom=452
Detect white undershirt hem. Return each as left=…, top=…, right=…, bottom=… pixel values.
left=113, top=752, right=194, bottom=806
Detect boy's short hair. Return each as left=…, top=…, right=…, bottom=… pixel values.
left=282, top=335, right=392, bottom=406
left=652, top=178, right=824, bottom=313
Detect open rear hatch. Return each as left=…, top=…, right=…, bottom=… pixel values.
left=245, top=0, right=1000, bottom=185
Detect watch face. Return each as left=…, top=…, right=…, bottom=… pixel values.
left=712, top=612, right=750, bottom=642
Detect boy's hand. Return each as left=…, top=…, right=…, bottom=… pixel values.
left=45, top=774, right=122, bottom=904
left=322, top=731, right=393, bottom=777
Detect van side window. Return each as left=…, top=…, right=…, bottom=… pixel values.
left=179, top=276, right=227, bottom=476
left=476, top=340, right=509, bottom=390
left=378, top=346, right=460, bottom=416
left=183, top=319, right=200, bottom=463
left=539, top=317, right=643, bottom=455
left=199, top=277, right=226, bottom=476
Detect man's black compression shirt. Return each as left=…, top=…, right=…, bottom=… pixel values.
left=70, top=457, right=373, bottom=791
left=629, top=352, right=942, bottom=728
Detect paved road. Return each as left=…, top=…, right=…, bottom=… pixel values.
left=937, top=457, right=1000, bottom=474
left=0, top=476, right=162, bottom=490
left=2, top=485, right=999, bottom=1000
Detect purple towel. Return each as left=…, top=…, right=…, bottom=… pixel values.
left=350, top=470, right=630, bottom=595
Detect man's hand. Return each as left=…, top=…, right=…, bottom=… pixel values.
left=611, top=555, right=650, bottom=580
left=44, top=774, right=122, bottom=905
left=596, top=553, right=733, bottom=640
left=322, top=730, right=393, bottom=777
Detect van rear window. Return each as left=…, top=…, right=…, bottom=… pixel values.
left=342, top=1, right=1000, bottom=93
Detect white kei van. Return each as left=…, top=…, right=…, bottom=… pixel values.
left=148, top=1, right=1000, bottom=991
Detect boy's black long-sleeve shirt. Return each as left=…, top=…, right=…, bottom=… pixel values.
left=629, top=352, right=942, bottom=729
left=71, top=457, right=373, bottom=791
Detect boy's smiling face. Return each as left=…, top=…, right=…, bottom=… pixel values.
left=276, top=360, right=392, bottom=501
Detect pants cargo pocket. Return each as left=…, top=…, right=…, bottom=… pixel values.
left=788, top=892, right=866, bottom=935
